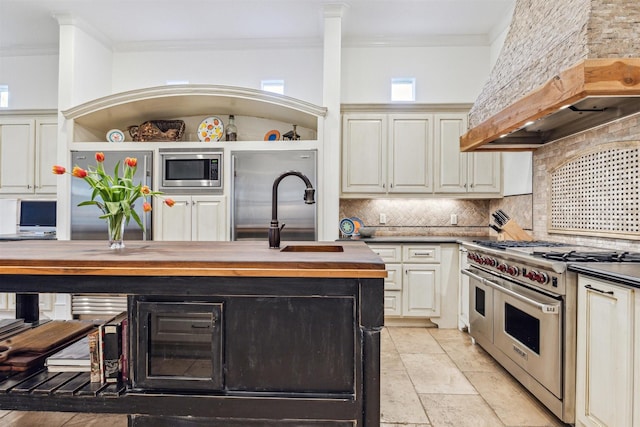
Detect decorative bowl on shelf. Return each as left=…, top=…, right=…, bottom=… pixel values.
left=358, top=227, right=375, bottom=238
left=127, top=120, right=185, bottom=142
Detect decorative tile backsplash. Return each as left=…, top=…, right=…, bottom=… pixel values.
left=533, top=113, right=640, bottom=251
left=339, top=198, right=492, bottom=237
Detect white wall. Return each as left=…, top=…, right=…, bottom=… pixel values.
left=65, top=27, right=113, bottom=108
left=341, top=46, right=491, bottom=103
left=0, top=44, right=494, bottom=109
left=0, top=54, right=58, bottom=109
left=112, top=47, right=324, bottom=105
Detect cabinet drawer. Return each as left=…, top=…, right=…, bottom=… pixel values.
left=403, top=245, right=441, bottom=263
left=384, top=291, right=402, bottom=316
left=368, top=244, right=402, bottom=262
left=384, top=264, right=402, bottom=290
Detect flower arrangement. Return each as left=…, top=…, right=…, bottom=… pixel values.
left=53, top=152, right=174, bottom=249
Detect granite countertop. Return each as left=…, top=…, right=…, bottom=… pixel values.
left=569, top=263, right=640, bottom=288
left=339, top=235, right=485, bottom=244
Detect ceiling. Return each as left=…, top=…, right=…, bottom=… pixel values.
left=0, top=0, right=515, bottom=54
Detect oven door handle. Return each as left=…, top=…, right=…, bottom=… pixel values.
left=462, top=269, right=560, bottom=315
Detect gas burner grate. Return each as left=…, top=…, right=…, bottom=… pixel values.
left=538, top=251, right=640, bottom=263
left=473, top=240, right=569, bottom=250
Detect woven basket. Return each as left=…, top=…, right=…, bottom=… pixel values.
left=127, top=120, right=185, bottom=142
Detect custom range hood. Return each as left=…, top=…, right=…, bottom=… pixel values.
left=461, top=1, right=640, bottom=152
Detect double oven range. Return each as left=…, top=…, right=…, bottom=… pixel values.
left=461, top=240, right=640, bottom=424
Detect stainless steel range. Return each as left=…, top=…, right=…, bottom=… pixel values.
left=461, top=240, right=640, bottom=424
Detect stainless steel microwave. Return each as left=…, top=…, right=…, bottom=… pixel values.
left=160, top=149, right=222, bottom=190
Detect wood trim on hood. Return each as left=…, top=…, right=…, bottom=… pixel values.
left=460, top=58, right=640, bottom=152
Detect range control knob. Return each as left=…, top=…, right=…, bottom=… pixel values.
left=485, top=258, right=498, bottom=267
left=497, top=263, right=508, bottom=272
left=525, top=270, right=549, bottom=284
left=507, top=266, right=519, bottom=277
left=536, top=272, right=549, bottom=284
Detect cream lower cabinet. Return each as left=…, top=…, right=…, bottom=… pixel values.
left=368, top=243, right=458, bottom=327
left=0, top=116, right=57, bottom=195
left=576, top=275, right=638, bottom=427
left=156, top=195, right=226, bottom=241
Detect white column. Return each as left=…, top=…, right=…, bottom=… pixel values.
left=321, top=4, right=347, bottom=241
left=54, top=14, right=113, bottom=241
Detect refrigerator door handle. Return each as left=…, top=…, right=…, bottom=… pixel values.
left=230, top=154, right=237, bottom=241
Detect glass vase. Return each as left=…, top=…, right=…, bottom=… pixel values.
left=107, top=214, right=126, bottom=249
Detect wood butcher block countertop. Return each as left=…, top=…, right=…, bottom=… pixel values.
left=0, top=240, right=386, bottom=278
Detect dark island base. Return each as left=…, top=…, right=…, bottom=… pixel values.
left=0, top=275, right=383, bottom=426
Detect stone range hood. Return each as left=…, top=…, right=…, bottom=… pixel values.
left=461, top=0, right=640, bottom=152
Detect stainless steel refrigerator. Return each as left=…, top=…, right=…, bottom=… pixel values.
left=71, top=150, right=153, bottom=241
left=231, top=150, right=317, bottom=241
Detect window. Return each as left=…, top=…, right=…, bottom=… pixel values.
left=0, top=85, right=8, bottom=108
left=391, top=78, right=415, bottom=102
left=261, top=80, right=285, bottom=95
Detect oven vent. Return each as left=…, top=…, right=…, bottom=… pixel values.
left=549, top=142, right=640, bottom=239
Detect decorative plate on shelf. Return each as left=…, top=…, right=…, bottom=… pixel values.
left=106, top=129, right=125, bottom=143
left=197, top=116, right=224, bottom=142
left=264, top=130, right=281, bottom=141
left=339, top=218, right=356, bottom=236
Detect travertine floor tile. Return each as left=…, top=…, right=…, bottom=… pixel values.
left=381, top=326, right=394, bottom=353
left=381, top=368, right=430, bottom=424
left=401, top=353, right=477, bottom=395
left=431, top=331, right=500, bottom=373
left=419, top=393, right=505, bottom=427
left=465, top=370, right=565, bottom=427
left=388, top=327, right=445, bottom=354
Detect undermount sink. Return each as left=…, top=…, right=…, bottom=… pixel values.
left=280, top=245, right=344, bottom=253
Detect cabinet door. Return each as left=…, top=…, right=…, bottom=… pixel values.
left=403, top=264, right=440, bottom=317
left=341, top=114, right=387, bottom=193
left=0, top=120, right=34, bottom=194
left=389, top=114, right=433, bottom=193
left=34, top=118, right=58, bottom=194
left=157, top=195, right=191, bottom=241
left=191, top=196, right=226, bottom=241
left=384, top=291, right=402, bottom=316
left=468, top=152, right=501, bottom=193
left=576, top=277, right=634, bottom=427
left=434, top=113, right=467, bottom=193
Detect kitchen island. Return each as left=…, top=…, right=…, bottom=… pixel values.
left=0, top=240, right=385, bottom=426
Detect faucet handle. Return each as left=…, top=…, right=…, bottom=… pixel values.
left=280, top=223, right=286, bottom=231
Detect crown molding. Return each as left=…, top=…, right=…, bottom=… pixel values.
left=1, top=33, right=494, bottom=57
left=113, top=37, right=324, bottom=52
left=52, top=12, right=113, bottom=51
left=342, top=34, right=491, bottom=48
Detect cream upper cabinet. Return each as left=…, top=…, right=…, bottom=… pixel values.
left=389, top=114, right=433, bottom=193
left=342, top=113, right=432, bottom=194
left=433, top=113, right=501, bottom=194
left=576, top=276, right=637, bottom=427
left=341, top=113, right=387, bottom=193
left=156, top=195, right=226, bottom=241
left=0, top=116, right=57, bottom=195
left=343, top=110, right=501, bottom=197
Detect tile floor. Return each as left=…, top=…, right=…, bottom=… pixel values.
left=0, top=327, right=568, bottom=426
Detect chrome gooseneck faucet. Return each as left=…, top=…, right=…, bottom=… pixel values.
left=269, top=170, right=315, bottom=249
